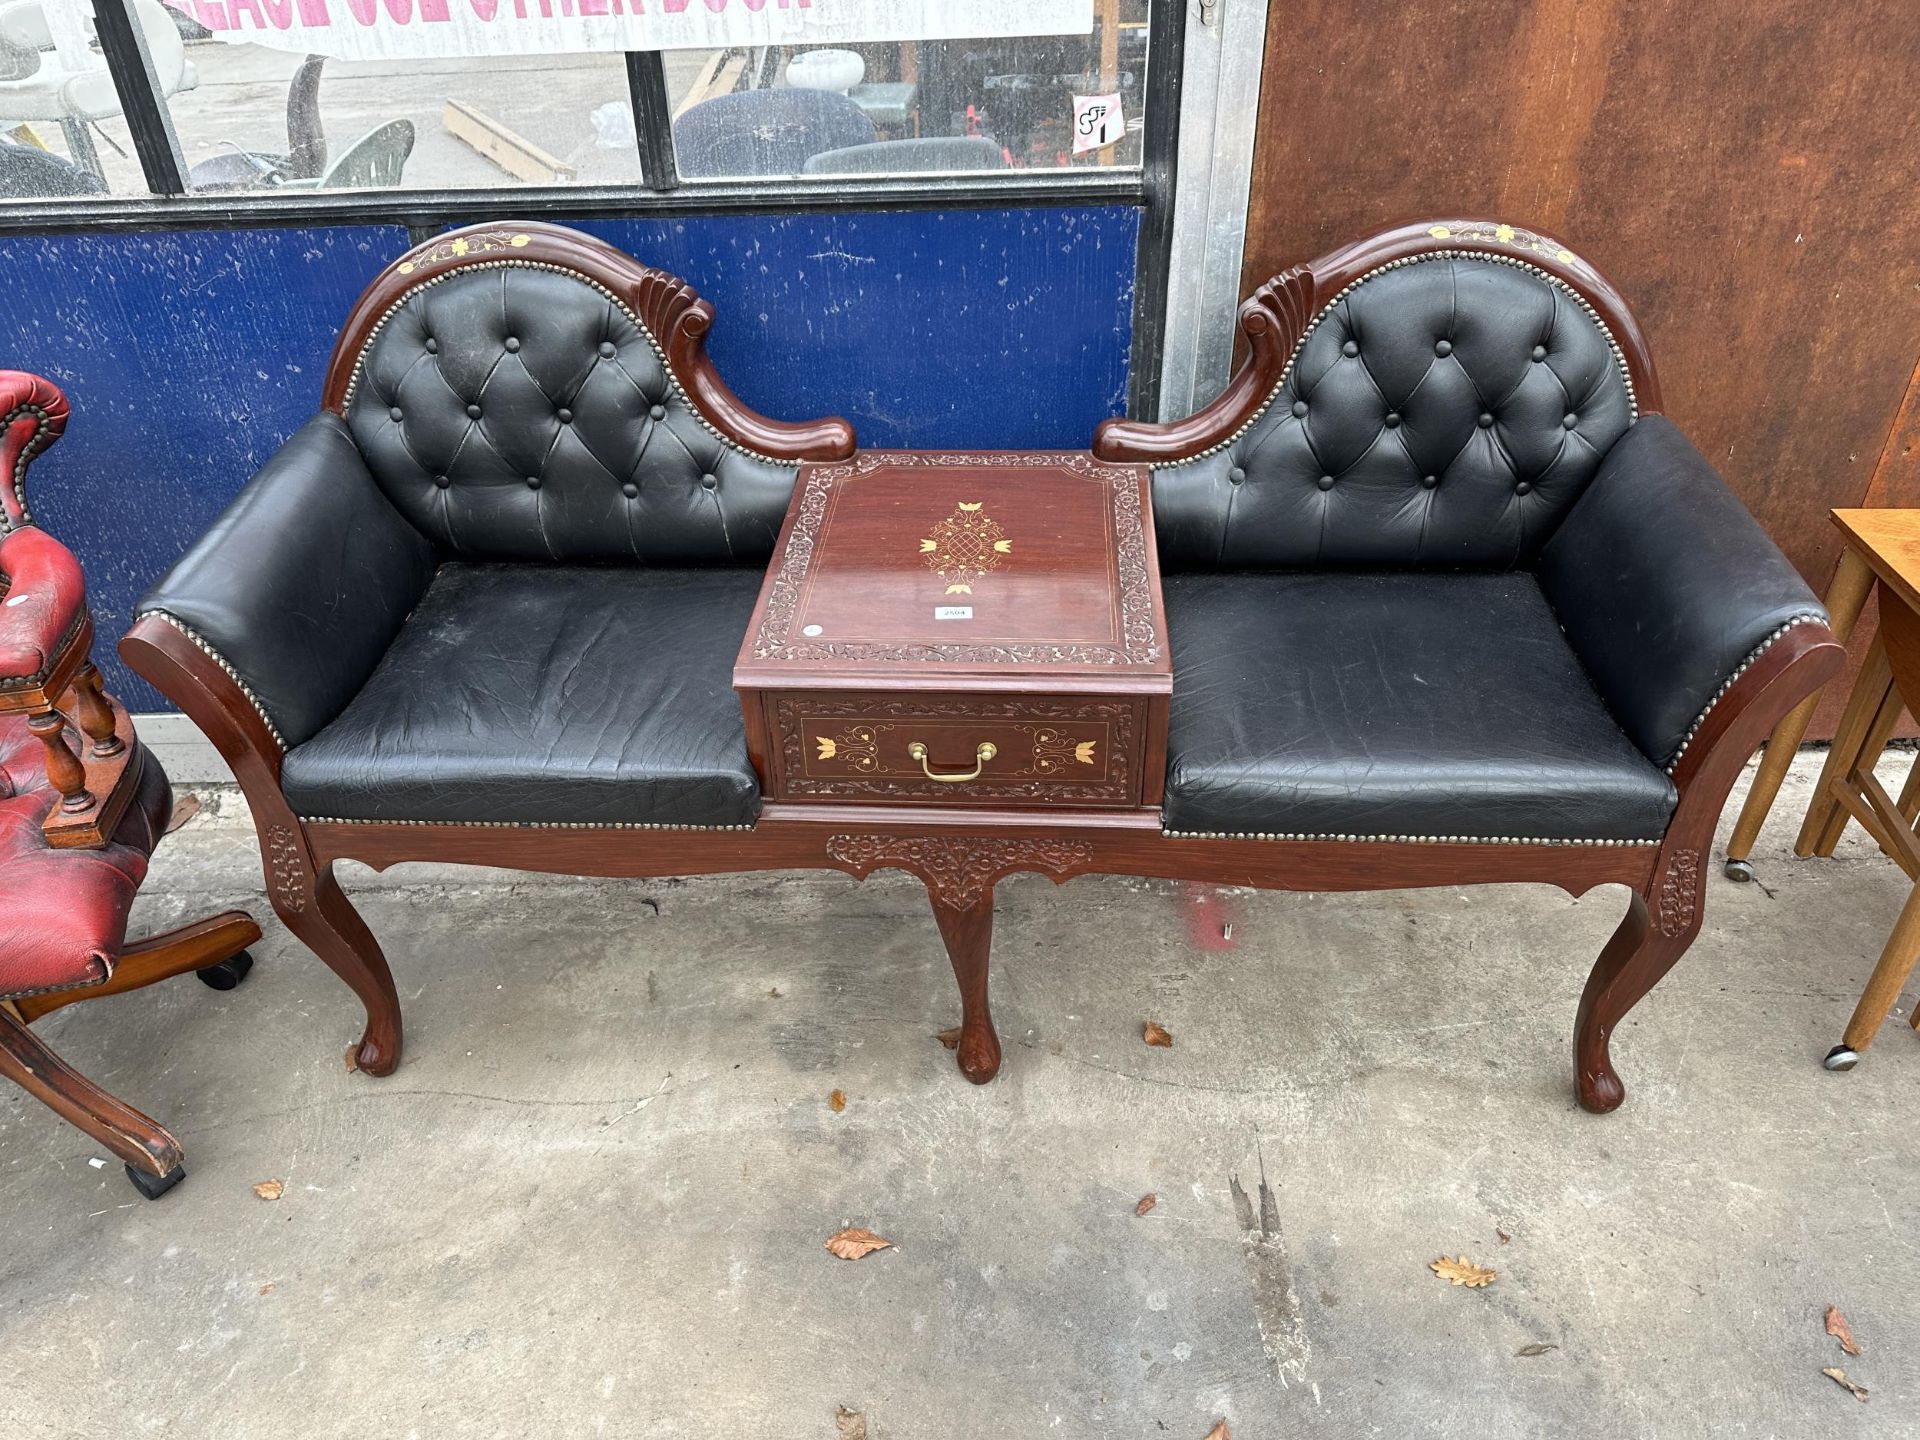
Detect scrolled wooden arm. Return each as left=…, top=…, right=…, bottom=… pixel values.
left=1093, top=218, right=1662, bottom=463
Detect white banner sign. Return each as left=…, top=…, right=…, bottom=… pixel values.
left=161, top=0, right=1095, bottom=61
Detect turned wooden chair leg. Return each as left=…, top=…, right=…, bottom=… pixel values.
left=13, top=910, right=261, bottom=1023
left=929, top=884, right=1001, bottom=1085
left=0, top=1000, right=184, bottom=1190
left=273, top=859, right=403, bottom=1076
left=1574, top=888, right=1699, bottom=1113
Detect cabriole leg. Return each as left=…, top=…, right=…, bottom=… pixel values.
left=272, top=847, right=403, bottom=1077
left=929, top=885, right=1001, bottom=1085
left=1574, top=886, right=1699, bottom=1114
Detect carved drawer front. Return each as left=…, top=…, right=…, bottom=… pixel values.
left=769, top=692, right=1142, bottom=807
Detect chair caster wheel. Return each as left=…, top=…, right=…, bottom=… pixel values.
left=126, top=1162, right=185, bottom=1200
left=196, top=950, right=255, bottom=992
left=1723, top=858, right=1756, bottom=883
left=1823, top=1044, right=1860, bottom=1072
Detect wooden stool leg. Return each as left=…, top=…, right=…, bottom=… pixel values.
left=0, top=1000, right=183, bottom=1182
left=1814, top=671, right=1906, bottom=857
left=929, top=884, right=1001, bottom=1085
left=1798, top=634, right=1893, bottom=856
left=1827, top=876, right=1920, bottom=1068
left=1726, top=547, right=1874, bottom=873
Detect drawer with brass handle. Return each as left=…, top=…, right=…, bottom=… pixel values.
left=759, top=691, right=1145, bottom=808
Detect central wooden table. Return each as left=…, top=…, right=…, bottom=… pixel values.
left=734, top=450, right=1172, bottom=1081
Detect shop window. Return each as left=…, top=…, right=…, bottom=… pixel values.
left=668, top=14, right=1149, bottom=180
left=162, top=45, right=640, bottom=193
left=0, top=0, right=160, bottom=198
left=3, top=0, right=1156, bottom=201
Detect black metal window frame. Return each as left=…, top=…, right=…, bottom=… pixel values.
left=12, top=2, right=1183, bottom=416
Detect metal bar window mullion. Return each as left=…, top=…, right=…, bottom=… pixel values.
left=89, top=0, right=187, bottom=196
left=625, top=52, right=679, bottom=192
left=1127, top=0, right=1187, bottom=420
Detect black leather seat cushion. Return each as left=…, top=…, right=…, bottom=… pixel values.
left=1162, top=571, right=1677, bottom=842
left=281, top=565, right=764, bottom=827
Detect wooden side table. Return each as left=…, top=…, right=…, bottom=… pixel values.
left=733, top=451, right=1172, bottom=1082
left=1723, top=508, right=1920, bottom=1069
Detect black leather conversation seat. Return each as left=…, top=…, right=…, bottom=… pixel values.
left=278, top=564, right=763, bottom=828
left=1160, top=570, right=1677, bottom=842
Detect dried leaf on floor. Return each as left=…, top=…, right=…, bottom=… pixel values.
left=253, top=1180, right=284, bottom=1202
left=1822, top=1367, right=1868, bottom=1402
left=1429, top=1255, right=1496, bottom=1287
left=343, top=1044, right=359, bottom=1074
left=1825, top=1304, right=1861, bottom=1355
left=166, top=794, right=201, bottom=833
left=1202, top=1421, right=1231, bottom=1440
left=825, top=1226, right=891, bottom=1261
left=835, top=1406, right=868, bottom=1438
left=829, top=1089, right=847, bottom=1113
left=935, top=1026, right=962, bottom=1049
left=1135, top=1193, right=1157, bottom=1217
left=1515, top=1343, right=1557, bottom=1357
left=1496, top=1228, right=1512, bottom=1245
left=1143, top=1021, right=1173, bottom=1048
left=258, top=1282, right=275, bottom=1296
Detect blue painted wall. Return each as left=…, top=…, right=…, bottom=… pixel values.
left=3, top=205, right=1138, bottom=709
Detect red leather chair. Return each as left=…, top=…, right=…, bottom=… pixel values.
left=0, top=372, right=259, bottom=1200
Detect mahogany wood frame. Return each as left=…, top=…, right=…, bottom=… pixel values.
left=122, top=218, right=1841, bottom=1115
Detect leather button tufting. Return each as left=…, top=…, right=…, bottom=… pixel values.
left=1435, top=339, right=1453, bottom=357
left=1383, top=412, right=1401, bottom=428
left=1290, top=400, right=1308, bottom=418
left=504, top=337, right=520, bottom=353
left=526, top=475, right=541, bottom=490
left=621, top=482, right=639, bottom=499
left=701, top=473, right=719, bottom=490
left=649, top=404, right=666, bottom=420
left=557, top=408, right=573, bottom=423
left=466, top=403, right=482, bottom=419
left=1477, top=412, right=1494, bottom=428
left=1421, top=474, right=1439, bottom=489
left=1317, top=475, right=1335, bottom=491
left=388, top=406, right=403, bottom=422
left=1531, top=345, right=1547, bottom=361
left=1515, top=480, right=1533, bottom=495
left=1563, top=413, right=1579, bottom=429
left=433, top=474, right=450, bottom=489
left=1228, top=466, right=1246, bottom=484
left=424, top=338, right=437, bottom=354
left=1341, top=340, right=1359, bottom=358
left=599, top=341, right=617, bottom=359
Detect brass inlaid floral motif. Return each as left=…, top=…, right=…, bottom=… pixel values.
left=919, top=500, right=1012, bottom=594
left=397, top=231, right=531, bottom=275
left=1426, top=222, right=1577, bottom=265
left=1017, top=727, right=1098, bottom=774
left=812, top=725, right=882, bottom=771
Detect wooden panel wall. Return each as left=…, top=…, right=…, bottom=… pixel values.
left=1241, top=0, right=1920, bottom=731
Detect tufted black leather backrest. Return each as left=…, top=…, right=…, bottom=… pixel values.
left=344, top=264, right=797, bottom=564
left=1152, top=256, right=1636, bottom=570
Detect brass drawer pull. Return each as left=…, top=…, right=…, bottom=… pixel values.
left=908, top=740, right=996, bottom=783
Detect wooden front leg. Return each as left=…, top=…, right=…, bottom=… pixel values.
left=929, top=885, right=1002, bottom=1085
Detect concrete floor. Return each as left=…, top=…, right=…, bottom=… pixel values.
left=3, top=751, right=1917, bottom=1438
